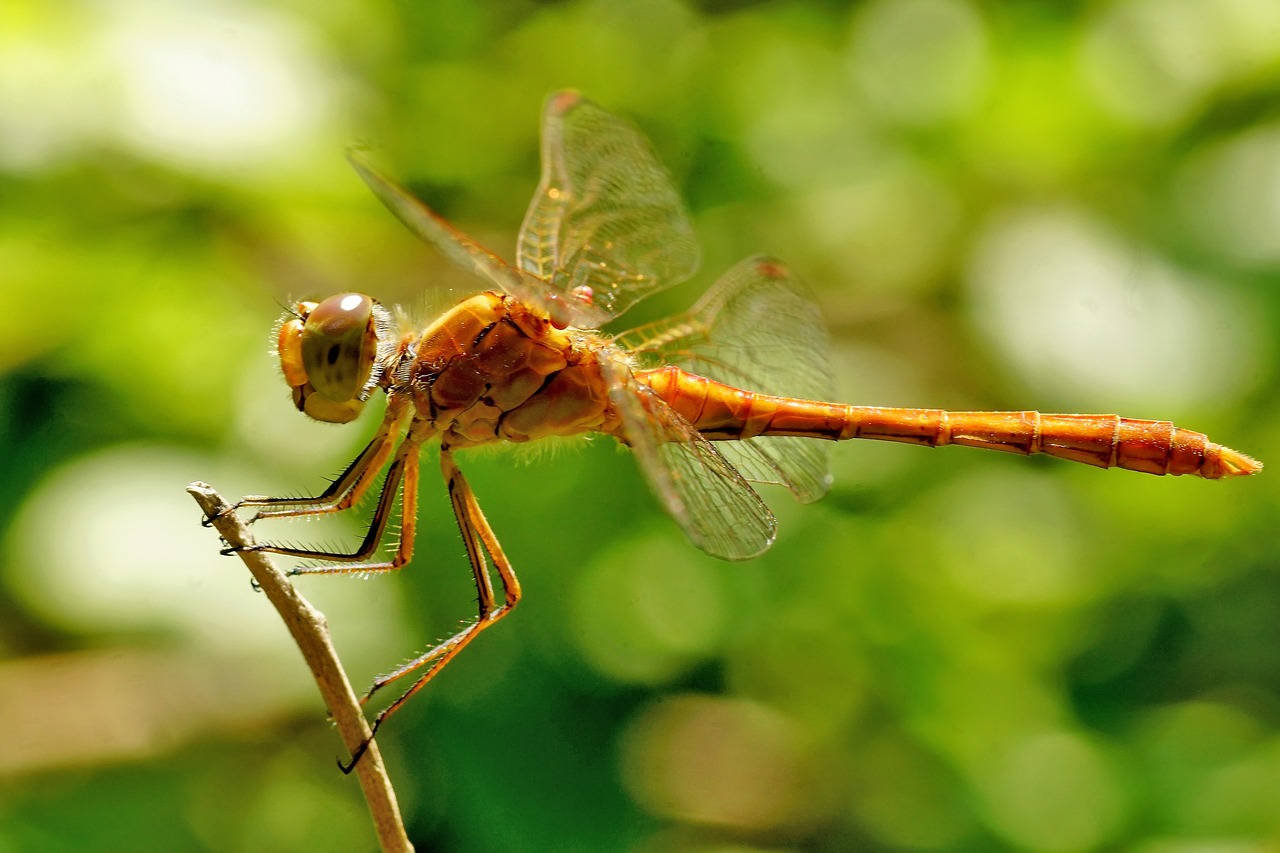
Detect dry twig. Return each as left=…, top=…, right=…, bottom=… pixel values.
left=188, top=481, right=414, bottom=853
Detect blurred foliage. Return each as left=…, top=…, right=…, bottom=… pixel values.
left=2, top=0, right=1279, bottom=850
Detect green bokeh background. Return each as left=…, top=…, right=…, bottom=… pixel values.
left=2, top=1, right=1278, bottom=850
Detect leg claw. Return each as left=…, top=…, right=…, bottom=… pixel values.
left=338, top=730, right=377, bottom=775
left=201, top=506, right=236, bottom=528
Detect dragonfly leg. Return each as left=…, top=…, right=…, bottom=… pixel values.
left=255, top=437, right=421, bottom=572
left=354, top=449, right=521, bottom=733
left=235, top=398, right=412, bottom=523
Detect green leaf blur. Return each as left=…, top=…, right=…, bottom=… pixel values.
left=1, top=0, right=1277, bottom=850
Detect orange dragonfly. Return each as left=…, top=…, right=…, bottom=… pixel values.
left=232, top=91, right=1260, bottom=765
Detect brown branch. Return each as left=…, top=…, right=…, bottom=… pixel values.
left=188, top=482, right=414, bottom=853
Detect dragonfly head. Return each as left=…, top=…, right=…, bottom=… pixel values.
left=274, top=293, right=393, bottom=423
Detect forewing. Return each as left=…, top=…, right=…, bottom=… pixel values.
left=517, top=91, right=701, bottom=325
left=348, top=148, right=591, bottom=328
left=616, top=256, right=835, bottom=503
left=599, top=352, right=776, bottom=561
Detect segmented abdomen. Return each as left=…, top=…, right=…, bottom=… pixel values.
left=637, top=366, right=1260, bottom=480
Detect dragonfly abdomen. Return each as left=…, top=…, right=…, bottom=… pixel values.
left=933, top=411, right=1260, bottom=479
left=637, top=367, right=1260, bottom=480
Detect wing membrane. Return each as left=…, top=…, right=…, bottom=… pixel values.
left=518, top=91, right=701, bottom=324
left=348, top=149, right=527, bottom=293
left=616, top=256, right=835, bottom=503
left=348, top=148, right=597, bottom=328
left=600, top=351, right=776, bottom=561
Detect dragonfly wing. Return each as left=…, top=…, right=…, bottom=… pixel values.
left=517, top=91, right=701, bottom=325
left=348, top=149, right=524, bottom=291
left=600, top=351, right=776, bottom=561
left=616, top=256, right=835, bottom=503
left=348, top=148, right=594, bottom=328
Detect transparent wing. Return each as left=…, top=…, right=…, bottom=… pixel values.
left=347, top=148, right=591, bottom=329
left=616, top=256, right=835, bottom=503
left=517, top=90, right=701, bottom=325
left=599, top=351, right=776, bottom=561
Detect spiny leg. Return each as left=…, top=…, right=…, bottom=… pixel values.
left=366, top=449, right=521, bottom=696
left=255, top=437, right=421, bottom=571
left=234, top=398, right=412, bottom=524
left=341, top=448, right=522, bottom=772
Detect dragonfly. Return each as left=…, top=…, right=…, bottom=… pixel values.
left=231, top=90, right=1260, bottom=768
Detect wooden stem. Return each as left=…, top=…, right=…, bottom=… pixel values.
left=187, top=481, right=414, bottom=853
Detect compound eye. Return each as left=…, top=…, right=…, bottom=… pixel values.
left=301, top=293, right=377, bottom=402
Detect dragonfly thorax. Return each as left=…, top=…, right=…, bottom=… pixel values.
left=403, top=291, right=616, bottom=448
